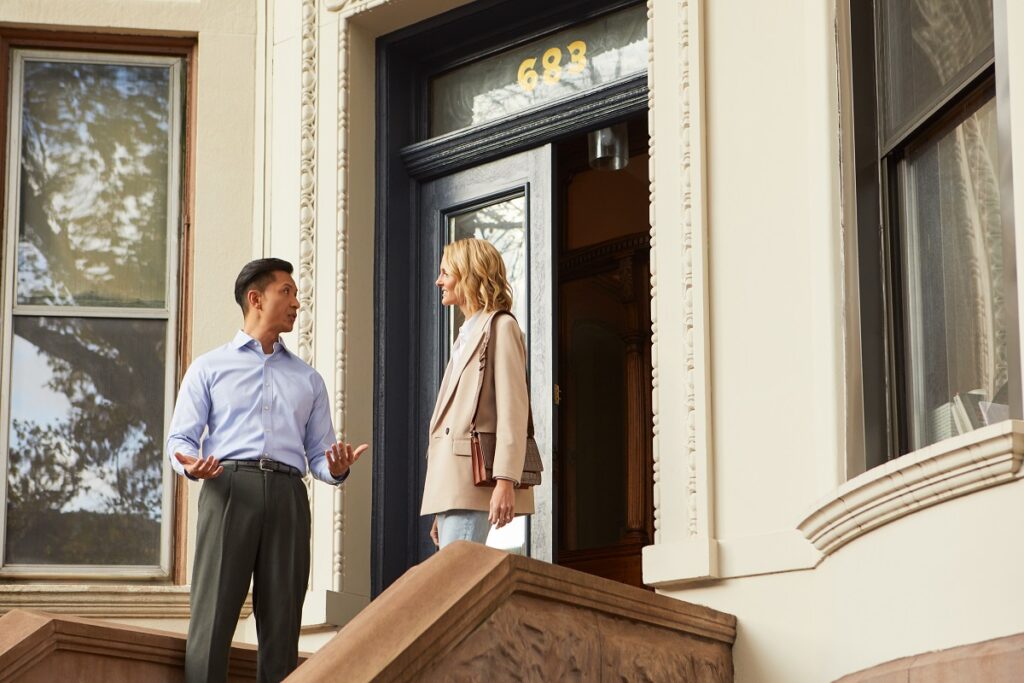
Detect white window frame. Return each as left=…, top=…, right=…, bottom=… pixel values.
left=0, top=49, right=183, bottom=579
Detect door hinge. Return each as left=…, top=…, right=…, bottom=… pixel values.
left=554, top=383, right=562, bottom=406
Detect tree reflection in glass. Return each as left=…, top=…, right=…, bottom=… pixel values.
left=4, top=55, right=177, bottom=567
left=6, top=318, right=166, bottom=565
left=448, top=195, right=527, bottom=335
left=17, top=60, right=171, bottom=308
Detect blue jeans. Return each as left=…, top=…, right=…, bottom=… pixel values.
left=437, top=510, right=490, bottom=548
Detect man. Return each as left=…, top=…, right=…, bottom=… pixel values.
left=167, top=258, right=367, bottom=683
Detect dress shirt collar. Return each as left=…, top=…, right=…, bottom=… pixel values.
left=230, top=329, right=290, bottom=355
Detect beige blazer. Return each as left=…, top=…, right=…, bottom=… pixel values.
left=420, top=311, right=536, bottom=516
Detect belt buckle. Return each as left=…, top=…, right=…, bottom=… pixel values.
left=258, top=457, right=274, bottom=472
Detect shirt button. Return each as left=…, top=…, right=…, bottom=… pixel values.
left=264, top=405, right=270, bottom=411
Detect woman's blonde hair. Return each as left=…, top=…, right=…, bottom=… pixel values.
left=443, top=238, right=513, bottom=313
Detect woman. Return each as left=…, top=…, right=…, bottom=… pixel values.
left=421, top=237, right=534, bottom=548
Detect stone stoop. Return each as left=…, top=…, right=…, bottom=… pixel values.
left=836, top=633, right=1024, bottom=683
left=286, top=541, right=737, bottom=682
left=0, top=609, right=259, bottom=682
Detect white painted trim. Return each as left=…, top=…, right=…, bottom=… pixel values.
left=715, top=530, right=821, bottom=578
left=645, top=0, right=717, bottom=579
left=644, top=530, right=821, bottom=587
left=798, top=420, right=1024, bottom=556
left=253, top=0, right=274, bottom=258
left=643, top=536, right=718, bottom=587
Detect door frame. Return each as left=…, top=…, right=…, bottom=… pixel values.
left=372, top=0, right=648, bottom=595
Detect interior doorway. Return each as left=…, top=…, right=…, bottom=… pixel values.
left=553, top=116, right=653, bottom=588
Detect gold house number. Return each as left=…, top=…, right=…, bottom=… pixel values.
left=517, top=40, right=588, bottom=92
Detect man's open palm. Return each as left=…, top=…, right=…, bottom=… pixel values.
left=175, top=453, right=224, bottom=479
left=326, top=441, right=369, bottom=478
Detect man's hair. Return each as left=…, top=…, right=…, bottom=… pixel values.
left=234, top=258, right=294, bottom=314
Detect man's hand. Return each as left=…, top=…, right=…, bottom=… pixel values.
left=175, top=453, right=223, bottom=479
left=489, top=479, right=515, bottom=529
left=326, top=441, right=369, bottom=479
left=430, top=515, right=440, bottom=547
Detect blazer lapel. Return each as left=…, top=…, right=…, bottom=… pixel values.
left=429, top=314, right=493, bottom=432
left=428, top=359, right=455, bottom=430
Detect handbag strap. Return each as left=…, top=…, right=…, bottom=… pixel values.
left=468, top=309, right=536, bottom=439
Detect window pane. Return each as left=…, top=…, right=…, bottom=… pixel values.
left=5, top=317, right=166, bottom=565
left=447, top=194, right=528, bottom=335
left=17, top=59, right=174, bottom=308
left=901, top=97, right=1006, bottom=451
left=878, top=0, right=993, bottom=142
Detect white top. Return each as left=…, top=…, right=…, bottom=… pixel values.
left=451, top=310, right=484, bottom=370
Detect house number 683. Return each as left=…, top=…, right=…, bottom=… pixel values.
left=517, top=40, right=588, bottom=92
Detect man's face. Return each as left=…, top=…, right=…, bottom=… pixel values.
left=254, top=271, right=299, bottom=334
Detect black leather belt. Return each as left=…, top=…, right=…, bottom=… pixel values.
left=225, top=458, right=302, bottom=477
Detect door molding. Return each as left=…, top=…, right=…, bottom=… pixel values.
left=401, top=76, right=646, bottom=179
left=373, top=0, right=647, bottom=595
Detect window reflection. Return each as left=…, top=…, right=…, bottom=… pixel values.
left=5, top=317, right=166, bottom=565
left=448, top=195, right=528, bottom=333
left=17, top=60, right=172, bottom=308
left=902, top=97, right=1005, bottom=449
left=879, top=0, right=993, bottom=141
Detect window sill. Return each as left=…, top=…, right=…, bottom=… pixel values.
left=798, top=420, right=1024, bottom=556
left=0, top=584, right=253, bottom=619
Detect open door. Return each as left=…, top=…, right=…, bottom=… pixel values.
left=416, top=146, right=555, bottom=562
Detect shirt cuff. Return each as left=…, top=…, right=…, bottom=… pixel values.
left=493, top=475, right=519, bottom=486
left=331, top=469, right=350, bottom=485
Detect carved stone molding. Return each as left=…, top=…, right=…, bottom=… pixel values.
left=646, top=0, right=661, bottom=546
left=299, top=0, right=318, bottom=367
left=325, top=0, right=389, bottom=16
left=642, top=0, right=716, bottom=584
left=679, top=0, right=699, bottom=539
left=287, top=542, right=735, bottom=681
left=332, top=14, right=350, bottom=591
left=298, top=0, right=319, bottom=582
left=798, top=420, right=1024, bottom=556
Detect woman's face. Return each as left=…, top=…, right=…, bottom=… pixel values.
left=436, top=258, right=461, bottom=307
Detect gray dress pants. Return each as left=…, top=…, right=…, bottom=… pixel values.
left=185, top=463, right=311, bottom=683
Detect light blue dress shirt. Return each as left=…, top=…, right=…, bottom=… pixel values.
left=166, top=330, right=346, bottom=485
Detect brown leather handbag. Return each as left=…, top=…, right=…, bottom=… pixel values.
left=469, top=311, right=544, bottom=489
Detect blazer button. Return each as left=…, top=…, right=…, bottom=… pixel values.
left=445, top=427, right=450, bottom=435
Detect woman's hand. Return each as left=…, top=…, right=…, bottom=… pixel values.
left=430, top=515, right=440, bottom=547
left=489, top=479, right=516, bottom=529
